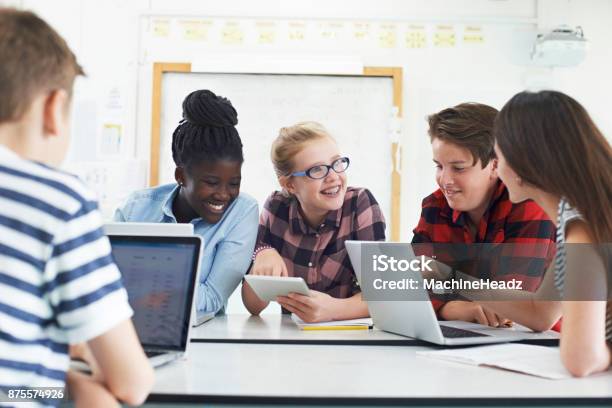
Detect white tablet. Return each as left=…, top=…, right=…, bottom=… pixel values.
left=244, top=275, right=310, bottom=302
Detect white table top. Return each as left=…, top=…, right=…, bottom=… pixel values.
left=150, top=342, right=612, bottom=404
left=143, top=314, right=612, bottom=404
left=191, top=313, right=407, bottom=343
left=191, top=314, right=559, bottom=346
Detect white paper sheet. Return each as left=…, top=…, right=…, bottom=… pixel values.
left=291, top=314, right=373, bottom=328
left=417, top=344, right=573, bottom=380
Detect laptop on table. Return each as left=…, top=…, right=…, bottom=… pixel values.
left=345, top=241, right=559, bottom=346
left=109, top=235, right=202, bottom=367
left=104, top=222, right=194, bottom=237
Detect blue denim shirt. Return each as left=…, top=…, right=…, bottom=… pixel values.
left=114, top=183, right=258, bottom=315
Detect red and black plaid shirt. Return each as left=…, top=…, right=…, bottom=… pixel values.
left=255, top=187, right=386, bottom=301
left=412, top=181, right=556, bottom=313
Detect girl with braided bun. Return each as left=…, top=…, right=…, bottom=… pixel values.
left=115, top=89, right=258, bottom=316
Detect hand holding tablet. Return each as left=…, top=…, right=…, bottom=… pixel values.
left=244, top=275, right=311, bottom=302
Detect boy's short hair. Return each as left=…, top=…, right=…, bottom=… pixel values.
left=427, top=102, right=498, bottom=168
left=0, top=8, right=84, bottom=122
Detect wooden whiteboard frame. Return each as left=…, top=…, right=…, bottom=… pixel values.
left=150, top=62, right=403, bottom=241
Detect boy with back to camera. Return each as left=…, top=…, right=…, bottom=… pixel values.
left=0, top=8, right=153, bottom=407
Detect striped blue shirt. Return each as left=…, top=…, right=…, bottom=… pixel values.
left=0, top=145, right=133, bottom=405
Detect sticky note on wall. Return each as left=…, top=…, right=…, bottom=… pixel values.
left=434, top=25, right=455, bottom=47
left=378, top=23, right=397, bottom=48
left=463, top=26, right=484, bottom=44
left=222, top=21, right=244, bottom=45
left=405, top=25, right=427, bottom=48
left=152, top=19, right=170, bottom=38
left=179, top=20, right=211, bottom=41
left=318, top=22, right=344, bottom=41
left=288, top=21, right=306, bottom=41
left=256, top=21, right=277, bottom=44
left=353, top=22, right=371, bottom=41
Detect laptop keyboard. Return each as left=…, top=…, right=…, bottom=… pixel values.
left=145, top=351, right=165, bottom=358
left=440, top=325, right=489, bottom=338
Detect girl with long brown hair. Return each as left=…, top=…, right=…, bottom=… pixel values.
left=451, top=90, right=611, bottom=377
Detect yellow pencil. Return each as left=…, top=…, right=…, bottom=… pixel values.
left=301, top=325, right=373, bottom=331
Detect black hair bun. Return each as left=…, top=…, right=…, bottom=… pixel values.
left=182, top=89, right=238, bottom=128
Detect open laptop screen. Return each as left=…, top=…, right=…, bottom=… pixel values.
left=108, top=235, right=201, bottom=351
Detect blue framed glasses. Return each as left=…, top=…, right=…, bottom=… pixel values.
left=291, top=157, right=350, bottom=180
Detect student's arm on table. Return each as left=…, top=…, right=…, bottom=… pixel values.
left=445, top=260, right=562, bottom=332
left=418, top=234, right=560, bottom=330
left=453, top=202, right=561, bottom=329
left=560, top=301, right=611, bottom=376
left=438, top=300, right=512, bottom=328
left=460, top=208, right=557, bottom=327
left=68, top=320, right=154, bottom=406
left=419, top=253, right=513, bottom=327
left=461, top=220, right=612, bottom=333
left=413, top=219, right=511, bottom=327
left=277, top=291, right=368, bottom=323
left=241, top=203, right=288, bottom=315
left=557, top=222, right=611, bottom=376
left=66, top=369, right=120, bottom=408
left=241, top=247, right=288, bottom=315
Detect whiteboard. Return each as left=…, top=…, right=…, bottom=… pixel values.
left=157, top=71, right=396, bottom=237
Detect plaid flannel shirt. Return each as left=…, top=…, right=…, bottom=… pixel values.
left=412, top=181, right=556, bottom=314
left=254, top=187, right=386, bottom=301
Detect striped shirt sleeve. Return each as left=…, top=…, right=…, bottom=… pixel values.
left=45, top=199, right=133, bottom=344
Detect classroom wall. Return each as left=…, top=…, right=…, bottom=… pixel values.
left=5, top=0, right=611, bottom=313
left=543, top=0, right=612, bottom=139
left=11, top=0, right=611, bottom=233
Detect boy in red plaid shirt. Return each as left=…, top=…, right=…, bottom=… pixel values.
left=412, top=103, right=556, bottom=327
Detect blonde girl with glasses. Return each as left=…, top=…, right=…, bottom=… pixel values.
left=241, top=122, right=386, bottom=322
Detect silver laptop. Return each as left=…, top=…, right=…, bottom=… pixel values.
left=104, top=222, right=194, bottom=236
left=105, top=223, right=212, bottom=326
left=109, top=234, right=202, bottom=367
left=345, top=241, right=559, bottom=346
left=194, top=311, right=215, bottom=327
